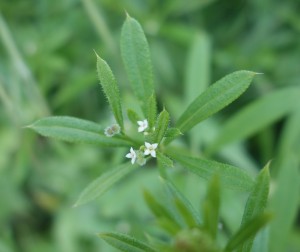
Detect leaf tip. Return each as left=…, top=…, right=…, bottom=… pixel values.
left=98, top=232, right=105, bottom=238
left=22, top=124, right=33, bottom=129
left=124, top=10, right=131, bottom=18
left=71, top=202, right=79, bottom=208
left=93, top=49, right=100, bottom=59
left=262, top=160, right=272, bottom=175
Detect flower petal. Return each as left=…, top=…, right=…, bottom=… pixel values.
left=145, top=142, right=151, bottom=148
left=150, top=150, right=156, bottom=158
left=152, top=143, right=158, bottom=149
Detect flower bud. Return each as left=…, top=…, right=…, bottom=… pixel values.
left=104, top=124, right=121, bottom=137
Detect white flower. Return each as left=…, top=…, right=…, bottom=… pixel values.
left=125, top=147, right=137, bottom=164
left=144, top=142, right=158, bottom=158
left=137, top=119, right=148, bottom=132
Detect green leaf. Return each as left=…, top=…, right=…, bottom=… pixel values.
left=27, top=116, right=132, bottom=147
left=225, top=212, right=273, bottom=252
left=147, top=93, right=157, bottom=129
left=185, top=32, right=211, bottom=103
left=163, top=128, right=183, bottom=145
left=251, top=227, right=269, bottom=252
left=143, top=189, right=181, bottom=233
left=127, top=109, right=141, bottom=125
left=96, top=53, right=123, bottom=128
left=239, top=163, right=270, bottom=252
left=99, top=232, right=157, bottom=252
left=73, top=163, right=138, bottom=206
left=208, top=87, right=300, bottom=154
left=176, top=70, right=257, bottom=133
left=269, top=155, right=300, bottom=252
left=153, top=109, right=170, bottom=144
left=162, top=178, right=201, bottom=228
left=202, top=174, right=220, bottom=240
left=275, top=110, right=300, bottom=175
left=121, top=14, right=154, bottom=115
left=165, top=128, right=182, bottom=138
left=168, top=150, right=254, bottom=191
left=157, top=152, right=173, bottom=178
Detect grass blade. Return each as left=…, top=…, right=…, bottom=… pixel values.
left=99, top=232, right=157, bottom=252
left=74, top=163, right=138, bottom=207
left=274, top=110, right=300, bottom=175
left=269, top=155, right=300, bottom=252
left=27, top=116, right=132, bottom=147
left=96, top=53, right=124, bottom=128
left=208, top=87, right=300, bottom=154
left=185, top=32, right=211, bottom=104
left=176, top=70, right=256, bottom=133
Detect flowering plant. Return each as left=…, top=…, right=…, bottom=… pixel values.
left=28, top=14, right=277, bottom=252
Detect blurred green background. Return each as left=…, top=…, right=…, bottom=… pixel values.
left=1, top=0, right=300, bottom=251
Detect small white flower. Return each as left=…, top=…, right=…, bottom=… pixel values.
left=137, top=119, right=148, bottom=132
left=125, top=147, right=137, bottom=164
left=144, top=142, right=158, bottom=158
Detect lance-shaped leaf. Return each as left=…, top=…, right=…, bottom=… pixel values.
left=163, top=128, right=183, bottom=145
left=274, top=110, right=300, bottom=175
left=99, top=232, right=157, bottom=252
left=27, top=116, right=131, bottom=147
left=185, top=32, right=211, bottom=103
left=239, top=163, right=270, bottom=252
left=153, top=109, right=170, bottom=144
left=225, top=212, right=273, bottom=252
left=143, top=189, right=181, bottom=234
left=167, top=151, right=254, bottom=191
left=208, top=87, right=300, bottom=154
left=73, top=163, right=138, bottom=207
left=96, top=53, right=124, bottom=128
left=176, top=71, right=256, bottom=133
left=127, top=109, right=141, bottom=124
left=157, top=152, right=173, bottom=178
left=162, top=178, right=201, bottom=228
left=121, top=14, right=154, bottom=115
left=147, top=93, right=157, bottom=129
left=269, top=155, right=300, bottom=252
left=202, top=174, right=221, bottom=240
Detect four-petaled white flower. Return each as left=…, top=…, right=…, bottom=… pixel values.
left=125, top=147, right=137, bottom=164
left=144, top=142, right=158, bottom=158
left=137, top=119, right=148, bottom=132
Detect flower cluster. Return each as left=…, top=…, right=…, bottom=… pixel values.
left=104, top=119, right=158, bottom=166
left=126, top=119, right=158, bottom=166
left=126, top=142, right=158, bottom=165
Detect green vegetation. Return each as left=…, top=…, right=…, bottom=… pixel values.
left=1, top=1, right=300, bottom=251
